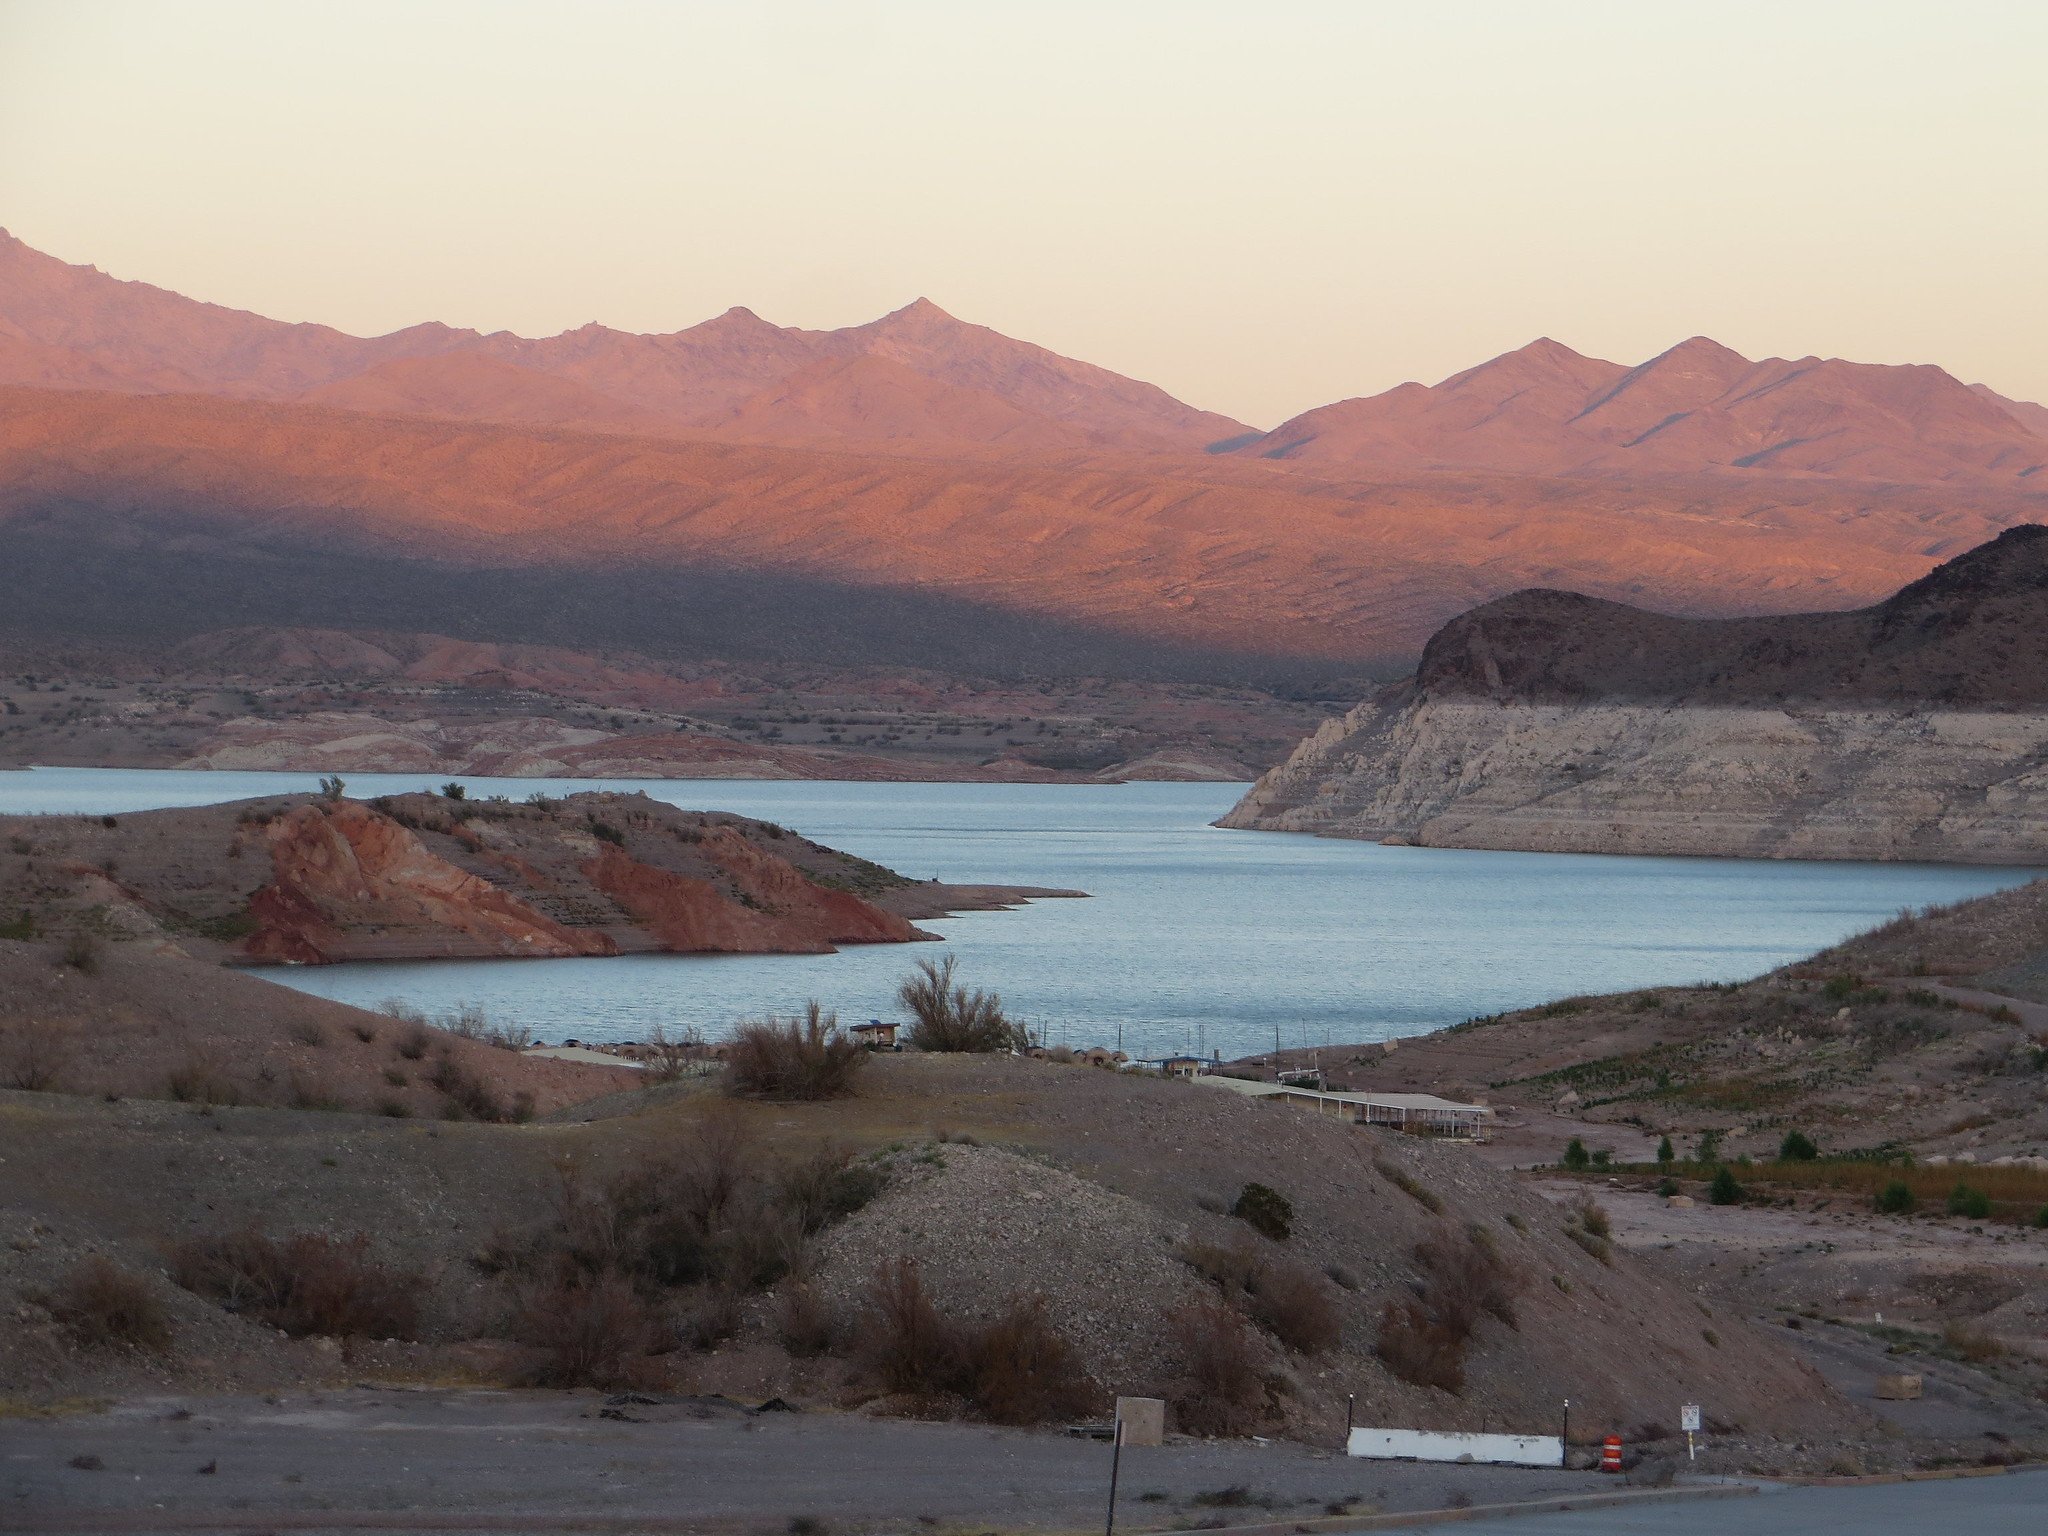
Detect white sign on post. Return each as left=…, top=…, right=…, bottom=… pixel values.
left=1680, top=1404, right=1701, bottom=1432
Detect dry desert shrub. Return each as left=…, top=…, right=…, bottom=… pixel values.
left=1244, top=1257, right=1342, bottom=1354
left=897, top=956, right=1027, bottom=1053
left=859, top=1255, right=964, bottom=1398
left=1943, top=1319, right=2006, bottom=1362
left=480, top=1118, right=882, bottom=1381
left=968, top=1294, right=1099, bottom=1425
left=1375, top=1298, right=1466, bottom=1395
left=854, top=1256, right=1098, bottom=1424
left=44, top=1257, right=173, bottom=1353
left=1170, top=1298, right=1278, bottom=1436
left=1416, top=1227, right=1522, bottom=1333
left=169, top=1229, right=421, bottom=1340
left=1179, top=1235, right=1341, bottom=1355
left=776, top=1281, right=841, bottom=1358
left=724, top=1004, right=867, bottom=1101
left=510, top=1272, right=663, bottom=1388
left=425, top=1052, right=512, bottom=1121
left=1376, top=1226, right=1525, bottom=1395
left=1, top=1017, right=73, bottom=1092
left=165, top=1048, right=241, bottom=1107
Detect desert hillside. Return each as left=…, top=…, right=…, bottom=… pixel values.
left=0, top=788, right=1067, bottom=967
left=5, top=386, right=2039, bottom=684
left=0, top=1041, right=1851, bottom=1453
left=1222, top=526, right=2048, bottom=861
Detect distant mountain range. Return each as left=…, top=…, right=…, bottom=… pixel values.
left=2, top=228, right=2044, bottom=682
left=0, top=230, right=1246, bottom=454
left=1231, top=335, right=2048, bottom=486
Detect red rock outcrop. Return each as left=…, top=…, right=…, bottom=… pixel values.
left=245, top=801, right=616, bottom=964
left=581, top=832, right=918, bottom=955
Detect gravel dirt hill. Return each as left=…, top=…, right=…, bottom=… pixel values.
left=0, top=938, right=634, bottom=1116
left=2, top=1051, right=1858, bottom=1455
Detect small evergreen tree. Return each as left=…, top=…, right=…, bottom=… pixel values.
left=1875, top=1180, right=1915, bottom=1215
left=1695, top=1129, right=1722, bottom=1163
left=1947, top=1183, right=1991, bottom=1220
left=1655, top=1135, right=1675, bottom=1165
left=1778, top=1130, right=1819, bottom=1162
left=1708, top=1166, right=1742, bottom=1206
left=1231, top=1182, right=1294, bottom=1242
left=1561, top=1137, right=1590, bottom=1171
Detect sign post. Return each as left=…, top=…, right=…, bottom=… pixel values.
left=1104, top=1414, right=1126, bottom=1536
left=1561, top=1398, right=1570, bottom=1465
left=1680, top=1403, right=1701, bottom=1463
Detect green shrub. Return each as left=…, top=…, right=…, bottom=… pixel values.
left=1656, top=1177, right=1679, bottom=1197
left=1560, top=1138, right=1590, bottom=1171
left=1778, top=1130, right=1819, bottom=1162
left=1947, top=1183, right=1992, bottom=1220
left=1655, top=1136, right=1674, bottom=1165
left=1708, top=1167, right=1743, bottom=1206
left=1875, top=1180, right=1916, bottom=1215
left=1231, top=1182, right=1294, bottom=1242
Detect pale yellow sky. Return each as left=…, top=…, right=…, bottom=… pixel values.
left=1, top=0, right=2043, bottom=426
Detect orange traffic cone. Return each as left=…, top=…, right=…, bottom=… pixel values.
left=1600, top=1434, right=1623, bottom=1474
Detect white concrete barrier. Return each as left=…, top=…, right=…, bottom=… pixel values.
left=1348, top=1428, right=1563, bottom=1467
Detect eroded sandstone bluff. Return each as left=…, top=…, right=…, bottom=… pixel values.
left=1222, top=525, right=2048, bottom=862
left=0, top=790, right=976, bottom=964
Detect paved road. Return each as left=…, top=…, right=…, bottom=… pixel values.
left=1369, top=1468, right=2048, bottom=1534
left=0, top=1388, right=1601, bottom=1532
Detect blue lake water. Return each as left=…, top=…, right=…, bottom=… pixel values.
left=4, top=766, right=2038, bottom=1061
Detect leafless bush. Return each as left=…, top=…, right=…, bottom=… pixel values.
left=1170, top=1299, right=1277, bottom=1436
left=898, top=956, right=1027, bottom=1053
left=59, top=932, right=100, bottom=973
left=853, top=1258, right=1097, bottom=1424
left=427, top=1053, right=508, bottom=1121
left=777, top=1282, right=841, bottom=1357
left=674, top=1284, right=744, bottom=1350
left=1375, top=1298, right=1466, bottom=1394
left=2, top=1018, right=73, bottom=1092
left=1178, top=1237, right=1341, bottom=1354
left=170, top=1229, right=421, bottom=1339
left=1944, top=1320, right=2006, bottom=1362
left=1179, top=1236, right=1263, bottom=1295
left=1571, top=1198, right=1612, bottom=1240
left=1416, top=1228, right=1522, bottom=1333
left=288, top=1019, right=326, bottom=1048
left=724, top=1004, right=867, bottom=1101
left=287, top=1071, right=346, bottom=1112
left=859, top=1255, right=965, bottom=1398
left=486, top=1117, right=868, bottom=1305
left=969, top=1294, right=1100, bottom=1425
left=775, top=1146, right=888, bottom=1234
left=43, top=1257, right=172, bottom=1352
left=394, top=1025, right=433, bottom=1061
left=1377, top=1227, right=1525, bottom=1394
left=165, top=1049, right=241, bottom=1106
left=644, top=1024, right=705, bottom=1084
left=1245, top=1258, right=1342, bottom=1354
left=510, top=1273, right=662, bottom=1388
